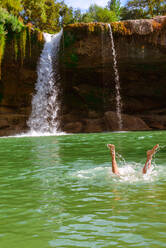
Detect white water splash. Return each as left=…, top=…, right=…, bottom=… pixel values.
left=117, top=163, right=157, bottom=183
left=108, top=24, right=123, bottom=130
left=27, top=31, right=63, bottom=134
left=70, top=147, right=163, bottom=184
left=72, top=163, right=159, bottom=184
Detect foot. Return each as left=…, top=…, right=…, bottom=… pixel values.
left=107, top=144, right=119, bottom=175
left=143, top=144, right=159, bottom=174
left=147, top=144, right=159, bottom=160
left=107, top=144, right=115, bottom=155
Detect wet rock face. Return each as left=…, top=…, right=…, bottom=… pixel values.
left=0, top=32, right=44, bottom=136
left=1, top=18, right=166, bottom=136
left=104, top=111, right=150, bottom=131
left=60, top=17, right=166, bottom=133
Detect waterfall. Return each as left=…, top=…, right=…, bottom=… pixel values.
left=27, top=30, right=63, bottom=134
left=108, top=24, right=123, bottom=130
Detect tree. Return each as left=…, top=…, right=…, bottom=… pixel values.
left=73, top=9, right=82, bottom=23
left=59, top=4, right=74, bottom=26
left=81, top=12, right=94, bottom=23
left=126, top=0, right=147, bottom=16
left=21, top=0, right=62, bottom=32
left=107, top=0, right=121, bottom=20
left=43, top=0, right=61, bottom=32
left=121, top=6, right=146, bottom=19
left=154, top=0, right=165, bottom=15
left=0, top=0, right=22, bottom=16
left=159, top=1, right=166, bottom=15
left=126, top=0, right=166, bottom=18
left=86, top=4, right=118, bottom=23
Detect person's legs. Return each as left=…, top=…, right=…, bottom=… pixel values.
left=142, top=144, right=159, bottom=174
left=107, top=144, right=119, bottom=175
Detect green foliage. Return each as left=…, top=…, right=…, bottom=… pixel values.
left=107, top=0, right=121, bottom=20
left=43, top=0, right=61, bottom=32
left=90, top=4, right=118, bottom=22
left=124, top=0, right=166, bottom=19
left=20, top=28, right=27, bottom=65
left=70, top=53, right=78, bottom=64
left=120, top=6, right=146, bottom=19
left=5, top=14, right=23, bottom=32
left=0, top=0, right=22, bottom=16
left=27, top=26, right=31, bottom=57
left=0, top=34, right=5, bottom=79
left=60, top=5, right=82, bottom=25
left=82, top=4, right=118, bottom=23
left=63, top=32, right=75, bottom=48
left=13, top=33, right=18, bottom=61
left=61, top=3, right=119, bottom=24
left=22, top=0, right=62, bottom=33
left=61, top=6, right=74, bottom=25
left=0, top=7, right=24, bottom=78
left=81, top=12, right=94, bottom=23
left=0, top=7, right=31, bottom=76
left=0, top=0, right=165, bottom=33
left=73, top=9, right=82, bottom=23
left=0, top=7, right=23, bottom=33
left=0, top=23, right=6, bottom=36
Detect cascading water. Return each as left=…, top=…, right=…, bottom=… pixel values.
left=27, top=31, right=63, bottom=134
left=108, top=24, right=123, bottom=130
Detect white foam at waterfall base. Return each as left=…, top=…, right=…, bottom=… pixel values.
left=27, top=30, right=63, bottom=136
left=9, top=130, right=66, bottom=138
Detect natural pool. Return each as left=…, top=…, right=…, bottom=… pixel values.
left=0, top=131, right=166, bottom=247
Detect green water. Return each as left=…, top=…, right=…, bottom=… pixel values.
left=0, top=131, right=166, bottom=248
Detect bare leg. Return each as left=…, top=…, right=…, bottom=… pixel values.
left=142, top=144, right=159, bottom=174
left=107, top=144, right=119, bottom=175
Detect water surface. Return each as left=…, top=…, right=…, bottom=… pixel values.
left=0, top=131, right=166, bottom=247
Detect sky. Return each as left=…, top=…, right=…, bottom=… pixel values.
left=65, top=0, right=127, bottom=10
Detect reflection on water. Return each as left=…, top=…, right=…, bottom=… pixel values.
left=0, top=131, right=166, bottom=247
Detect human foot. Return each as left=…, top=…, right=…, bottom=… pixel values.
left=147, top=144, right=159, bottom=160
left=107, top=144, right=115, bottom=155
left=107, top=144, right=119, bottom=175
left=143, top=144, right=159, bottom=174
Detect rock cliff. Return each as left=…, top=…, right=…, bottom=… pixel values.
left=1, top=17, right=166, bottom=136
left=0, top=30, right=44, bottom=136
left=60, top=16, right=166, bottom=132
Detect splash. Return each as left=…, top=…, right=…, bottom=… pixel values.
left=72, top=163, right=159, bottom=184
left=27, top=31, right=63, bottom=134
left=108, top=24, right=123, bottom=130
left=71, top=147, right=162, bottom=184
